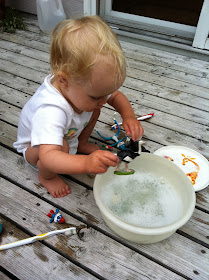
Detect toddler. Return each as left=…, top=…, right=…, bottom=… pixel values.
left=14, top=16, right=144, bottom=198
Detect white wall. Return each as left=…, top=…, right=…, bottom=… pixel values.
left=5, top=0, right=84, bottom=18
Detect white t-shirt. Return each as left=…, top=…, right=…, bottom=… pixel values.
left=13, top=75, right=93, bottom=155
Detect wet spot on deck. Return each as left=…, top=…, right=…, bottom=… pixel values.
left=34, top=182, right=42, bottom=189
left=55, top=238, right=78, bottom=260
left=34, top=245, right=49, bottom=262
left=169, top=90, right=181, bottom=95
left=68, top=264, right=82, bottom=276
left=82, top=189, right=91, bottom=198
left=17, top=157, right=25, bottom=168
left=87, top=173, right=95, bottom=179
left=196, top=193, right=207, bottom=204
left=77, top=209, right=99, bottom=225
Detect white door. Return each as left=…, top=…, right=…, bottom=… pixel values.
left=193, top=0, right=209, bottom=50
left=99, top=0, right=209, bottom=50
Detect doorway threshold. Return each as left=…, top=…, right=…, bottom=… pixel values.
left=114, top=28, right=209, bottom=62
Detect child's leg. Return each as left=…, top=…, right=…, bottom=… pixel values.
left=25, top=139, right=71, bottom=198
left=78, top=109, right=100, bottom=154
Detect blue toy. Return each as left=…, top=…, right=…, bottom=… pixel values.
left=96, top=117, right=127, bottom=150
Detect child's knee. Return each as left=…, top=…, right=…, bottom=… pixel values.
left=25, top=144, right=39, bottom=165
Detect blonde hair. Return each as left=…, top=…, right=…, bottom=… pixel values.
left=50, top=16, right=126, bottom=84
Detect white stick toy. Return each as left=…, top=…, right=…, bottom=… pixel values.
left=112, top=113, right=154, bottom=129
left=0, top=227, right=77, bottom=250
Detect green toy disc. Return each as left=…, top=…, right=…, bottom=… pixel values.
left=114, top=169, right=135, bottom=175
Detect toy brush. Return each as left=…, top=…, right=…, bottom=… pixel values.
left=0, top=227, right=77, bottom=251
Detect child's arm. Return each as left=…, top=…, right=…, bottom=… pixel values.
left=39, top=144, right=118, bottom=175
left=107, top=90, right=144, bottom=141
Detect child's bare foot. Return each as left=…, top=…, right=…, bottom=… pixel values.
left=78, top=142, right=100, bottom=154
left=38, top=173, right=71, bottom=198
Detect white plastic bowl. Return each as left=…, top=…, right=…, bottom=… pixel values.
left=93, top=153, right=196, bottom=244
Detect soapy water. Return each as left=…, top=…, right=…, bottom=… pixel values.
left=101, top=171, right=183, bottom=227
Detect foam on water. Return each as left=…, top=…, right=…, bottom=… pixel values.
left=101, top=171, right=183, bottom=227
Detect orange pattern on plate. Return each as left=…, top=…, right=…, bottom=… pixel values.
left=182, top=154, right=200, bottom=185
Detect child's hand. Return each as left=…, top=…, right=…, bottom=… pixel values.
left=85, top=150, right=118, bottom=174
left=122, top=117, right=144, bottom=141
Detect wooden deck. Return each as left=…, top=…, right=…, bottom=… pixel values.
left=0, top=13, right=209, bottom=280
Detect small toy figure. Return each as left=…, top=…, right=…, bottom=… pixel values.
left=114, top=139, right=144, bottom=175
left=47, top=209, right=65, bottom=223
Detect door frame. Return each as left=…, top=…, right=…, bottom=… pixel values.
left=84, top=0, right=209, bottom=51
left=99, top=0, right=196, bottom=39
left=83, top=0, right=97, bottom=16
left=193, top=0, right=209, bottom=50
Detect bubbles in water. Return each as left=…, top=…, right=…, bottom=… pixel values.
left=101, top=171, right=183, bottom=227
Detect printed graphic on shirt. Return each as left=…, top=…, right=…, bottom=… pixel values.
left=65, top=128, right=78, bottom=139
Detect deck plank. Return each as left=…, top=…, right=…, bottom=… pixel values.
left=0, top=48, right=50, bottom=73
left=1, top=44, right=209, bottom=100
left=0, top=70, right=39, bottom=93
left=1, top=178, right=186, bottom=280
left=0, top=32, right=49, bottom=52
left=1, top=146, right=209, bottom=280
left=2, top=25, right=209, bottom=75
left=0, top=59, right=45, bottom=84
left=126, top=67, right=209, bottom=98
left=1, top=120, right=208, bottom=208
left=1, top=32, right=209, bottom=98
left=120, top=41, right=209, bottom=74
left=127, top=58, right=209, bottom=88
left=2, top=75, right=209, bottom=126
left=1, top=127, right=208, bottom=212
left=0, top=218, right=97, bottom=280
left=0, top=271, right=12, bottom=280
left=0, top=271, right=11, bottom=280
left=1, top=12, right=209, bottom=280
left=123, top=78, right=209, bottom=111
left=1, top=100, right=209, bottom=160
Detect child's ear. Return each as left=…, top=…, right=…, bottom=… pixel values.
left=57, top=72, right=69, bottom=88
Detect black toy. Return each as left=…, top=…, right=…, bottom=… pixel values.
left=114, top=139, right=144, bottom=175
